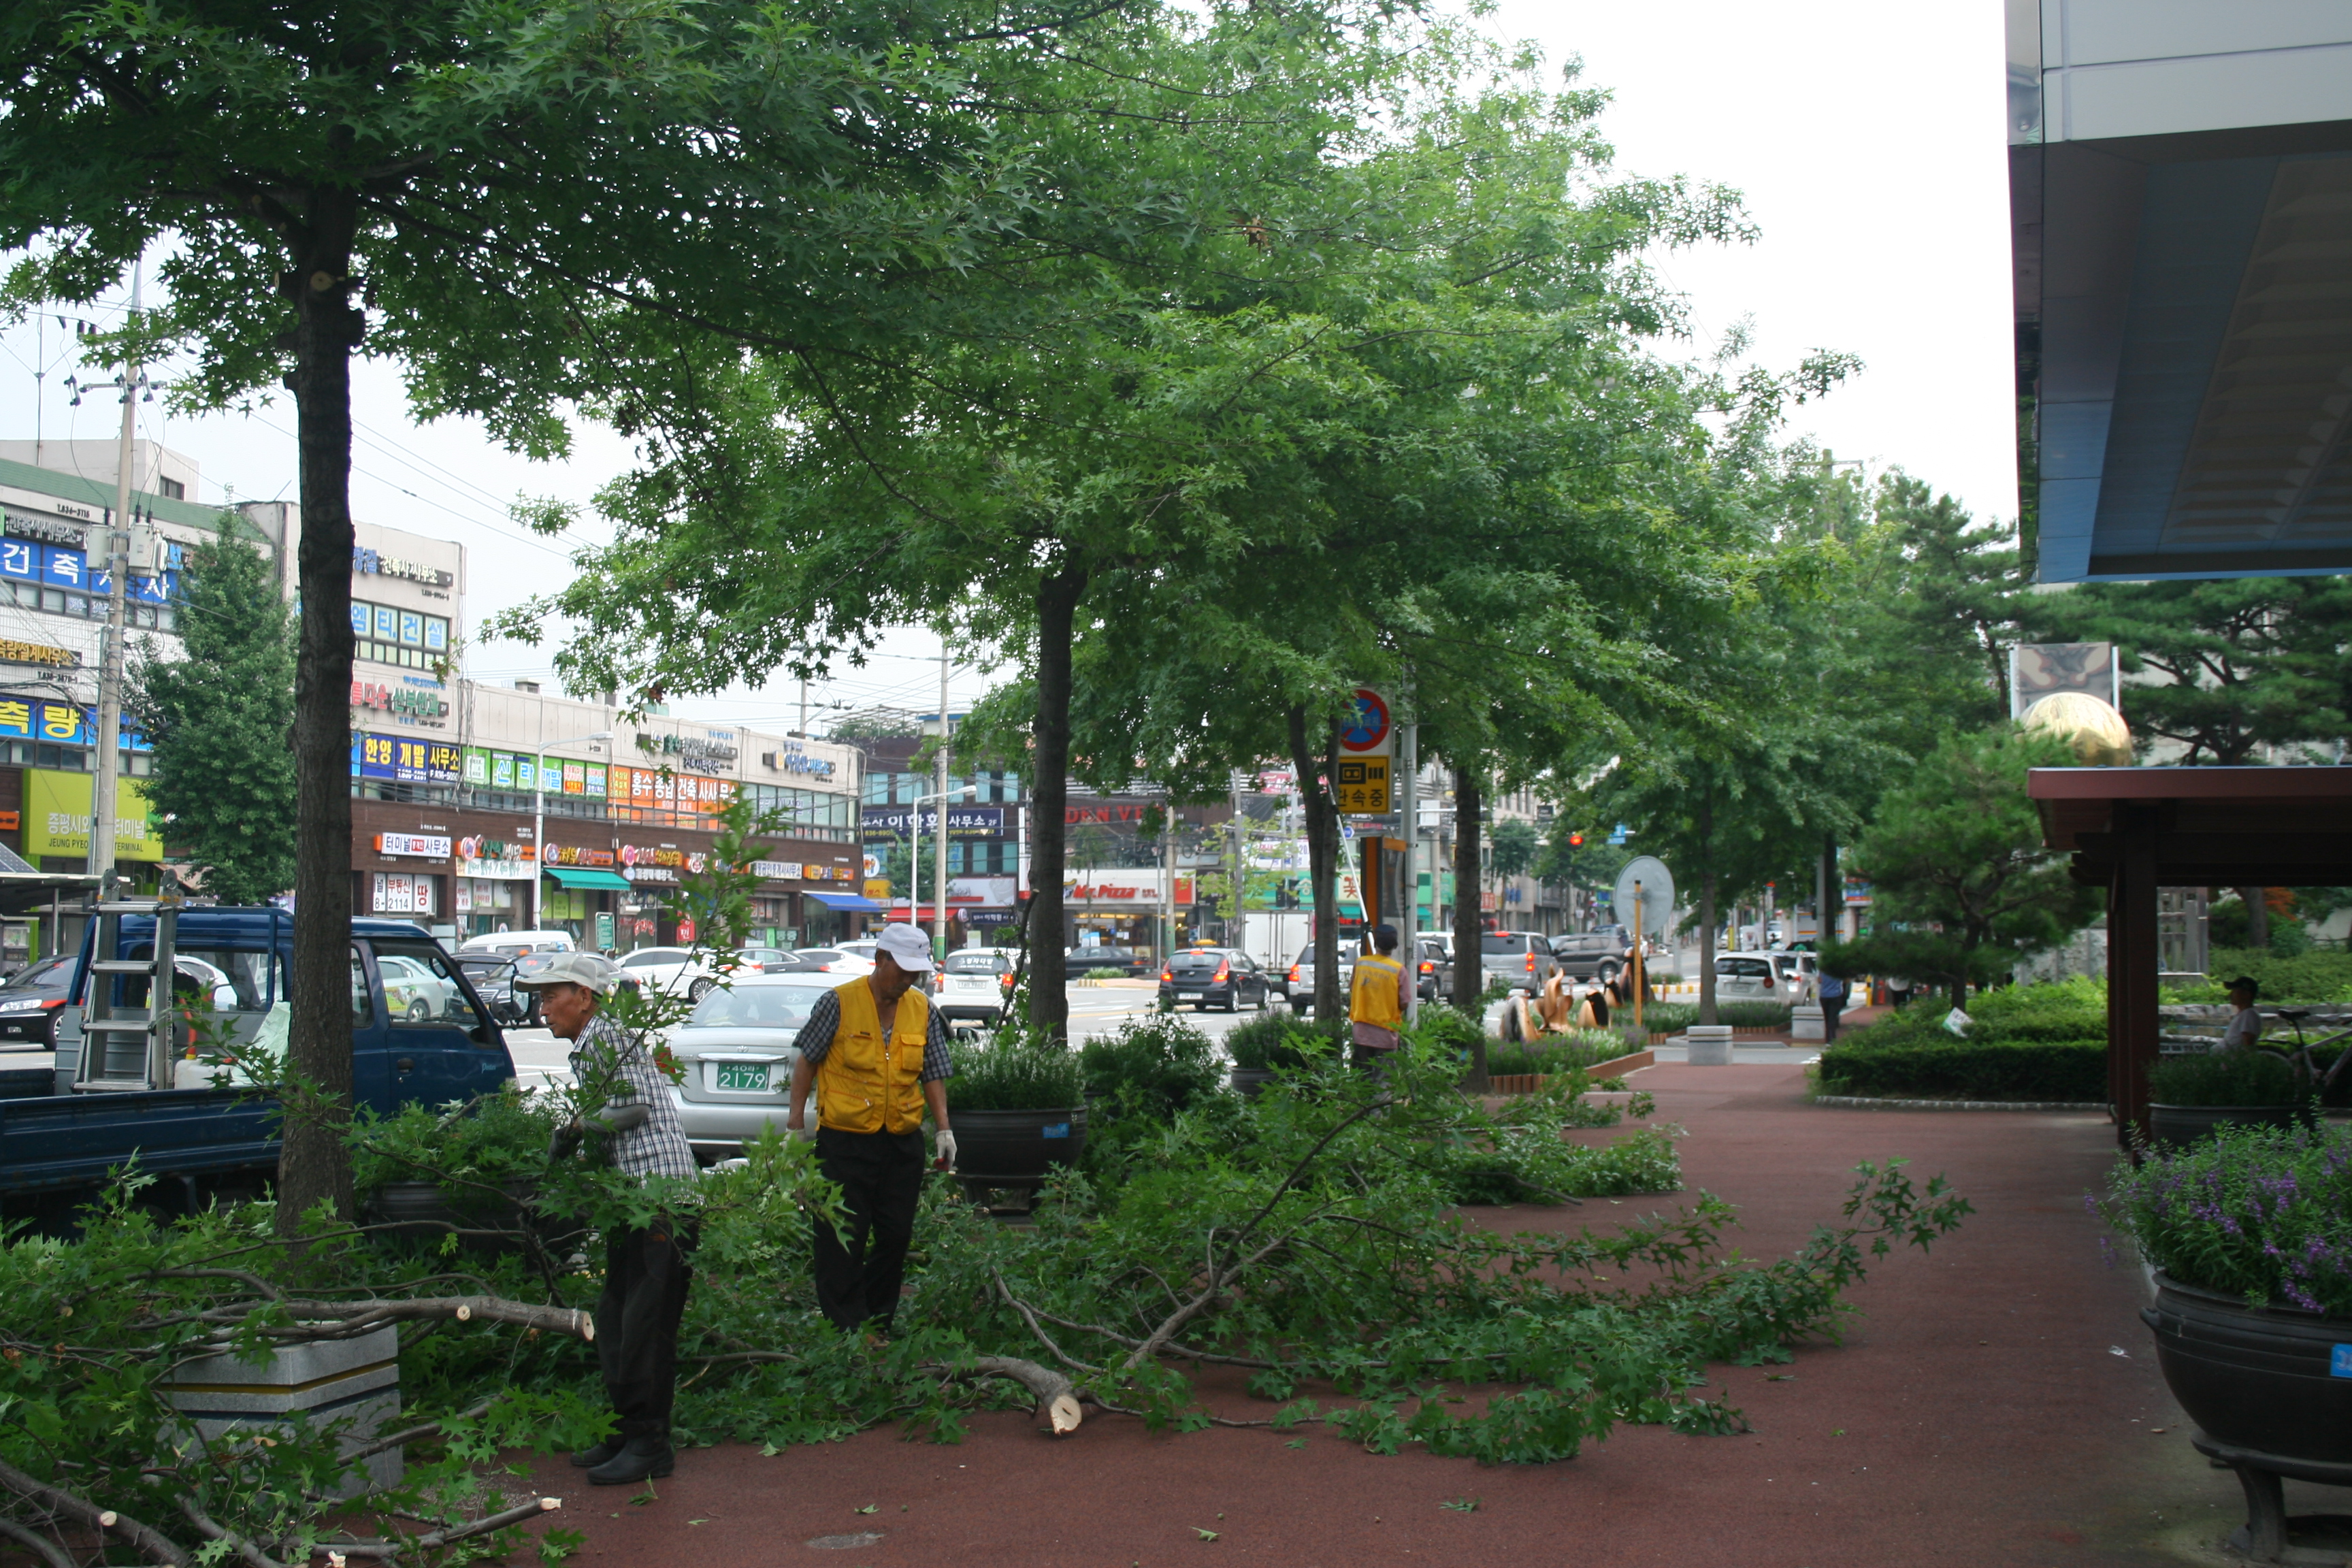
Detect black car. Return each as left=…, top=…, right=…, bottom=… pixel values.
left=0, top=953, right=73, bottom=1046
left=1068, top=945, right=1149, bottom=978
left=1157, top=947, right=1273, bottom=1013
left=456, top=951, right=544, bottom=1026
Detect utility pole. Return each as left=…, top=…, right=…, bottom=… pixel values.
left=1399, top=683, right=1419, bottom=1022
left=932, top=637, right=951, bottom=959
left=798, top=674, right=808, bottom=738
left=93, top=263, right=144, bottom=891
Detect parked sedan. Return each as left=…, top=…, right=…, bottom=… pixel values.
left=456, top=953, right=538, bottom=1026
left=1412, top=936, right=1452, bottom=1002
left=1283, top=944, right=1355, bottom=1014
left=1160, top=947, right=1273, bottom=1013
left=664, top=975, right=832, bottom=1158
left=794, top=947, right=877, bottom=978
left=1068, top=945, right=1149, bottom=978
left=0, top=954, right=74, bottom=1046
left=376, top=952, right=461, bottom=1022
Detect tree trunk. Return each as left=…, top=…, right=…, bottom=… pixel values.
left=278, top=191, right=363, bottom=1237
left=2240, top=885, right=2270, bottom=949
left=1286, top=706, right=1341, bottom=1021
left=1697, top=869, right=1719, bottom=1028
left=1026, top=564, right=1085, bottom=1043
left=1451, top=763, right=1487, bottom=1089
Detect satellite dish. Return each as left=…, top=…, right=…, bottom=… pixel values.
left=1612, top=856, right=1676, bottom=938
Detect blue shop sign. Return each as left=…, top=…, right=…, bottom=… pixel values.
left=0, top=697, right=151, bottom=750
left=352, top=731, right=460, bottom=784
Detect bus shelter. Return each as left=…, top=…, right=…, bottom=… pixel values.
left=2029, top=767, right=2352, bottom=1148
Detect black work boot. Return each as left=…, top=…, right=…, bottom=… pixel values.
left=586, top=1433, right=675, bottom=1486
left=568, top=1434, right=624, bottom=1469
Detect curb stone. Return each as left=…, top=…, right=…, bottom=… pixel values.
left=1810, top=1095, right=2108, bottom=1112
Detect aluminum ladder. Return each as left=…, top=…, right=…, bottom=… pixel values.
left=71, top=898, right=182, bottom=1092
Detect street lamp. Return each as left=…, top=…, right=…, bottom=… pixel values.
left=910, top=783, right=976, bottom=957
left=532, top=730, right=614, bottom=930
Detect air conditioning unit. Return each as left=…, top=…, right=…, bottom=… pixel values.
left=760, top=752, right=779, bottom=770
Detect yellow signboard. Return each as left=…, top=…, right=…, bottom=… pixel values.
left=864, top=879, right=892, bottom=900
left=1335, top=755, right=1391, bottom=815
left=24, top=769, right=163, bottom=861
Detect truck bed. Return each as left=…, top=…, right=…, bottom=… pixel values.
left=0, top=1083, right=278, bottom=1196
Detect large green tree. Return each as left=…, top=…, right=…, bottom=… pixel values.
left=128, top=525, right=297, bottom=904
left=2, top=0, right=1206, bottom=1226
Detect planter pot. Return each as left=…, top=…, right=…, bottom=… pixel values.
left=2141, top=1272, right=2352, bottom=1464
left=2147, top=1103, right=2305, bottom=1149
left=1686, top=1024, right=1735, bottom=1066
left=1230, top=1067, right=1278, bottom=1099
left=365, top=1178, right=575, bottom=1254
left=952, top=1107, right=1088, bottom=1190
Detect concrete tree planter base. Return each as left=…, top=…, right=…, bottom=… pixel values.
left=1686, top=1025, right=1735, bottom=1066
left=164, top=1325, right=402, bottom=1499
left=1792, top=1004, right=1825, bottom=1043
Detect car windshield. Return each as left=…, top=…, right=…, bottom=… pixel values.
left=1169, top=951, right=1230, bottom=972
left=685, top=983, right=829, bottom=1030
left=1, top=956, right=68, bottom=990
left=1481, top=936, right=1531, bottom=956
left=622, top=949, right=687, bottom=968
left=1718, top=958, right=1774, bottom=978
left=944, top=953, right=1006, bottom=974
left=798, top=950, right=843, bottom=963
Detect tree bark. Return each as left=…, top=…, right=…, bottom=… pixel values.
left=2239, top=885, right=2270, bottom=949
left=1696, top=795, right=1718, bottom=1028
left=1284, top=706, right=1342, bottom=1020
left=1026, top=564, right=1085, bottom=1043
left=1450, top=763, right=1487, bottom=1088
left=278, top=189, right=363, bottom=1237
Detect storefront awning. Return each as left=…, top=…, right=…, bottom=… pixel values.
left=544, top=867, right=632, bottom=892
left=806, top=890, right=885, bottom=912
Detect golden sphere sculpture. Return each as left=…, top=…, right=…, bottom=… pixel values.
left=2021, top=691, right=2134, bottom=766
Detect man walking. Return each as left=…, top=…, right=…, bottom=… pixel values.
left=786, top=924, right=956, bottom=1337
left=1349, top=924, right=1412, bottom=1075
left=522, top=951, right=700, bottom=1486
left=1818, top=967, right=1848, bottom=1043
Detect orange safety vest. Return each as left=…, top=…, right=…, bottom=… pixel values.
left=1350, top=952, right=1405, bottom=1031
left=815, top=977, right=931, bottom=1134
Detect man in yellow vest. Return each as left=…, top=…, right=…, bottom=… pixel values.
left=1350, top=923, right=1411, bottom=1075
left=785, top=923, right=956, bottom=1335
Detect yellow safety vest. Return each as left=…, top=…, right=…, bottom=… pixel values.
left=1351, top=952, right=1405, bottom=1030
left=815, top=978, right=931, bottom=1134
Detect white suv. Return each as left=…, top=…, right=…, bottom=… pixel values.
left=934, top=947, right=1019, bottom=1024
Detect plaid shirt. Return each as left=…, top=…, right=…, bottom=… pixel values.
left=791, top=988, right=956, bottom=1082
left=568, top=1011, right=699, bottom=1181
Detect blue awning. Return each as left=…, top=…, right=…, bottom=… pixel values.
left=805, top=890, right=884, bottom=911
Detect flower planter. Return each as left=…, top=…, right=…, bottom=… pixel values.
left=2140, top=1272, right=2352, bottom=1464
left=1229, top=1067, right=1278, bottom=1099
left=1481, top=1053, right=1656, bottom=1096
left=952, top=1106, right=1088, bottom=1200
left=2147, top=1103, right=2305, bottom=1149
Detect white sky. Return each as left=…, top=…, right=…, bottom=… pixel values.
left=0, top=0, right=2015, bottom=730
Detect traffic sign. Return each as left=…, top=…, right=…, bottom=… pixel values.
left=1607, top=822, right=1629, bottom=846
left=1612, top=855, right=1676, bottom=938
left=1339, top=687, right=1393, bottom=755
left=1335, top=755, right=1391, bottom=814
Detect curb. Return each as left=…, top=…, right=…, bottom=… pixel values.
left=1810, top=1095, right=2108, bottom=1113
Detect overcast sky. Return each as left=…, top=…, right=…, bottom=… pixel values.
left=0, top=0, right=2014, bottom=732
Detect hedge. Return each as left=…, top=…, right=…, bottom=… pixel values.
left=1815, top=1039, right=2106, bottom=1102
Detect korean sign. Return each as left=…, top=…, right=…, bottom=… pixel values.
left=24, top=769, right=163, bottom=860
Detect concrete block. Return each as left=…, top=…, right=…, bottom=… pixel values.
left=1792, top=1004, right=1825, bottom=1043
left=164, top=1325, right=402, bottom=1496
left=1686, top=1025, right=1735, bottom=1066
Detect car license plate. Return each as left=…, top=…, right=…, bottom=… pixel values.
left=712, top=1062, right=770, bottom=1092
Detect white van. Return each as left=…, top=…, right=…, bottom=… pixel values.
left=457, top=930, right=578, bottom=957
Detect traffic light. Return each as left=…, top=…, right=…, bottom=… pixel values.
left=1567, top=831, right=1584, bottom=848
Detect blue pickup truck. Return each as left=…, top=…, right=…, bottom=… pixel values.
left=2, top=905, right=514, bottom=1221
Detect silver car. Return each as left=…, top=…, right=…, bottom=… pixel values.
left=664, top=975, right=834, bottom=1157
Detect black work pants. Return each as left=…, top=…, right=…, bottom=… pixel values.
left=1822, top=998, right=1844, bottom=1042
left=597, top=1217, right=696, bottom=1440
left=811, top=1127, right=926, bottom=1333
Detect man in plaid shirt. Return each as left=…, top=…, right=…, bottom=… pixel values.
left=523, top=951, right=697, bottom=1486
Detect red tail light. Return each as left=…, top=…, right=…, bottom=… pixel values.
left=1160, top=966, right=1173, bottom=983
left=1420, top=960, right=1435, bottom=975
left=1214, top=962, right=1230, bottom=983
left=1525, top=951, right=1535, bottom=973
left=1287, top=964, right=1300, bottom=983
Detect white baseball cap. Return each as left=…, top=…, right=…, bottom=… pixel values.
left=512, top=949, right=622, bottom=996
left=875, top=924, right=935, bottom=973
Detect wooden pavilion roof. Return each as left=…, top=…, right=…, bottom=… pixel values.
left=2028, top=766, right=2352, bottom=886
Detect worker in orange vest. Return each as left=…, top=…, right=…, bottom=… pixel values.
left=1349, top=924, right=1411, bottom=1081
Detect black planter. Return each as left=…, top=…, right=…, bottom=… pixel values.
left=2142, top=1272, right=2352, bottom=1463
left=2148, top=1103, right=2304, bottom=1149
left=953, top=1107, right=1088, bottom=1190
left=1230, top=1066, right=1277, bottom=1099
left=365, top=1178, right=572, bottom=1254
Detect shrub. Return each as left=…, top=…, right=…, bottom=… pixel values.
left=1078, top=1015, right=1223, bottom=1115
left=946, top=1035, right=1083, bottom=1110
left=1486, top=1030, right=1638, bottom=1078
left=2165, top=947, right=2352, bottom=1005
left=2149, top=1050, right=2302, bottom=1107
left=1852, top=976, right=2106, bottom=1048
left=1641, top=1001, right=1791, bottom=1034
left=1816, top=1039, right=2106, bottom=1102
left=1084, top=966, right=1125, bottom=980
left=2100, top=1124, right=2352, bottom=1313
left=351, top=1090, right=565, bottom=1197
left=1227, top=1014, right=1344, bottom=1071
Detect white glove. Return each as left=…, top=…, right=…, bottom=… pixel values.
left=934, top=1130, right=957, bottom=1170
left=789, top=1117, right=817, bottom=1142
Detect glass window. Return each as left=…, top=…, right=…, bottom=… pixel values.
left=685, top=982, right=829, bottom=1030
left=374, top=941, right=485, bottom=1029
left=179, top=948, right=281, bottom=1012
left=621, top=948, right=689, bottom=968
left=351, top=945, right=374, bottom=1025
left=1716, top=958, right=1773, bottom=979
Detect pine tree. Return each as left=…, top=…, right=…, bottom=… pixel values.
left=129, top=527, right=297, bottom=906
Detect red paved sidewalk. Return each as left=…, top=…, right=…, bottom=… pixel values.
left=520, top=1062, right=2260, bottom=1568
